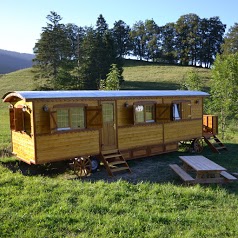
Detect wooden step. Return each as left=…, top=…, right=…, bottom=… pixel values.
left=103, top=154, right=121, bottom=159
left=101, top=149, right=119, bottom=155
left=100, top=149, right=131, bottom=176
left=203, top=135, right=227, bottom=153
left=108, top=160, right=127, bottom=166
left=169, top=164, right=195, bottom=183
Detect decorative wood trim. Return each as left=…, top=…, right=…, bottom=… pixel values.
left=35, top=128, right=98, bottom=136
left=32, top=101, right=37, bottom=164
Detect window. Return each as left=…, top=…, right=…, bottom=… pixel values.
left=49, top=104, right=103, bottom=132
left=172, top=101, right=191, bottom=121
left=56, top=107, right=85, bottom=130
left=134, top=104, right=155, bottom=123
left=173, top=104, right=181, bottom=120
left=9, top=106, right=32, bottom=135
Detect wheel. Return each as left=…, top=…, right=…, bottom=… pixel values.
left=74, top=157, right=92, bottom=177
left=192, top=138, right=203, bottom=153
left=179, top=141, right=191, bottom=152
left=90, top=156, right=100, bottom=172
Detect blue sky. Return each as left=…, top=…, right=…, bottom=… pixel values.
left=1, top=0, right=238, bottom=54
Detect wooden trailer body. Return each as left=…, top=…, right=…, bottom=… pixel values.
left=3, top=90, right=209, bottom=165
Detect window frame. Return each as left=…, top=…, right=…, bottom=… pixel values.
left=172, top=100, right=192, bottom=121
left=53, top=103, right=86, bottom=131
left=9, top=105, right=32, bottom=135
left=134, top=101, right=156, bottom=124
left=49, top=104, right=103, bottom=133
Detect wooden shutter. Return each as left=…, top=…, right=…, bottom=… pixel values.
left=156, top=104, right=172, bottom=122
left=125, top=105, right=134, bottom=125
left=9, top=108, right=15, bottom=130
left=181, top=101, right=191, bottom=119
left=14, top=108, right=24, bottom=131
left=86, top=106, right=102, bottom=129
left=49, top=109, right=58, bottom=131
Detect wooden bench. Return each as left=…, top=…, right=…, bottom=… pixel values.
left=169, top=164, right=195, bottom=184
left=220, top=171, right=237, bottom=181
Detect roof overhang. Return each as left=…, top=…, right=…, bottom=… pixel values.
left=2, top=90, right=210, bottom=102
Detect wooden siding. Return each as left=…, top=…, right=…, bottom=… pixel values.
left=118, top=124, right=163, bottom=150
left=164, top=119, right=203, bottom=143
left=8, top=95, right=205, bottom=164
left=36, top=130, right=99, bottom=164
left=12, top=131, right=35, bottom=163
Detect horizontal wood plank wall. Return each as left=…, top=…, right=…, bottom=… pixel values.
left=118, top=124, right=163, bottom=150
left=12, top=132, right=35, bottom=163
left=34, top=100, right=98, bottom=134
left=191, top=98, right=203, bottom=119
left=164, top=120, right=202, bottom=143
left=36, top=130, right=99, bottom=164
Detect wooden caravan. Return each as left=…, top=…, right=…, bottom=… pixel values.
left=2, top=90, right=209, bottom=175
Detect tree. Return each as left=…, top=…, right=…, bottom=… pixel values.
left=180, top=70, right=202, bottom=91
left=160, top=23, right=177, bottom=63
left=130, top=21, right=146, bottom=60
left=112, top=20, right=131, bottom=58
left=210, top=53, right=238, bottom=139
left=77, top=15, right=123, bottom=89
left=100, top=64, right=120, bottom=90
left=222, top=23, right=238, bottom=55
left=144, top=19, right=160, bottom=62
left=202, top=17, right=226, bottom=68
left=33, top=11, right=72, bottom=89
left=176, top=14, right=200, bottom=66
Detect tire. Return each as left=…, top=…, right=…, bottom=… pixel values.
left=90, top=156, right=100, bottom=172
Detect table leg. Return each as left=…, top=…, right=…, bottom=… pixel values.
left=182, top=163, right=193, bottom=172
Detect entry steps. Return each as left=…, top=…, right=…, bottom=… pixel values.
left=203, top=134, right=227, bottom=153
left=100, top=149, right=131, bottom=176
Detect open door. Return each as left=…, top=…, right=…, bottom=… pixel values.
left=101, top=101, right=117, bottom=151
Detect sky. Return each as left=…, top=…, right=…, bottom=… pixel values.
left=1, top=0, right=238, bottom=54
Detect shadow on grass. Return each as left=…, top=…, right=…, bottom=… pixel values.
left=0, top=159, right=71, bottom=177
left=1, top=143, right=238, bottom=193
left=121, top=80, right=180, bottom=90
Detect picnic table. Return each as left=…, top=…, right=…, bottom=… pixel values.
left=170, top=155, right=237, bottom=184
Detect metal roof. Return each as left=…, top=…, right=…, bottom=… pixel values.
left=2, top=90, right=209, bottom=102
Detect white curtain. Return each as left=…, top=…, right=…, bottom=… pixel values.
left=173, top=104, right=181, bottom=120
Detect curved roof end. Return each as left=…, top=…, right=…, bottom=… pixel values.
left=2, top=91, right=25, bottom=103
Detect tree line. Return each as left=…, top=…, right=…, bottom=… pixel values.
left=33, top=12, right=226, bottom=90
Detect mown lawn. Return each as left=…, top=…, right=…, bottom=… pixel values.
left=0, top=159, right=238, bottom=238
left=1, top=140, right=238, bottom=238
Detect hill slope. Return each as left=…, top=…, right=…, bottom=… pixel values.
left=122, top=60, right=211, bottom=90
left=0, top=49, right=34, bottom=74
left=0, top=60, right=212, bottom=99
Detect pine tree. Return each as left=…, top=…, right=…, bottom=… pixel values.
left=33, top=11, right=72, bottom=89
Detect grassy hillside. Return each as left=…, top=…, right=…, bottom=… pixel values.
left=122, top=60, right=211, bottom=91
left=0, top=60, right=212, bottom=98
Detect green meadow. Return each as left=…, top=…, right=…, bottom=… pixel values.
left=1, top=61, right=238, bottom=238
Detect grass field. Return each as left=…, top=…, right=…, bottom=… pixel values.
left=1, top=61, right=238, bottom=238
left=122, top=60, right=211, bottom=91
